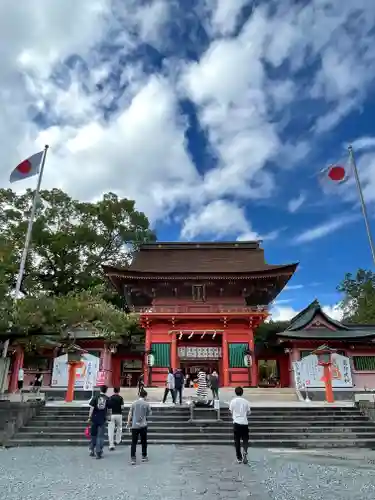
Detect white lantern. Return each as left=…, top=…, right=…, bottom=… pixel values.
left=147, top=354, right=155, bottom=367
left=244, top=354, right=252, bottom=367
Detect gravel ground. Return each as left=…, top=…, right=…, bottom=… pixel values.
left=0, top=446, right=375, bottom=500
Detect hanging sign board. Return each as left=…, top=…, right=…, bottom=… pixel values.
left=293, top=353, right=353, bottom=389
left=52, top=353, right=100, bottom=388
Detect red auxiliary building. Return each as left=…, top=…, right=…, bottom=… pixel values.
left=104, top=242, right=297, bottom=387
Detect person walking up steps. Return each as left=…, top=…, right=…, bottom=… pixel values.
left=174, top=368, right=184, bottom=405
left=127, top=388, right=152, bottom=465
left=209, top=370, right=219, bottom=400
left=88, top=385, right=111, bottom=459
left=229, top=386, right=250, bottom=464
left=162, top=367, right=176, bottom=404
left=108, top=387, right=124, bottom=451
left=196, top=369, right=208, bottom=401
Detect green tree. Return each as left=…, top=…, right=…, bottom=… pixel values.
left=0, top=188, right=155, bottom=296
left=254, top=320, right=289, bottom=345
left=0, top=290, right=141, bottom=342
left=337, top=269, right=375, bottom=323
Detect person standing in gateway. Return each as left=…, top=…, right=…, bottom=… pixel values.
left=127, top=388, right=152, bottom=465
left=229, top=386, right=251, bottom=464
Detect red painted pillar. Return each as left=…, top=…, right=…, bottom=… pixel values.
left=144, top=327, right=151, bottom=385
left=171, top=333, right=177, bottom=370
left=323, top=364, right=334, bottom=403
left=222, top=331, right=229, bottom=386
left=249, top=329, right=258, bottom=387
left=65, top=362, right=79, bottom=402
left=9, top=346, right=24, bottom=393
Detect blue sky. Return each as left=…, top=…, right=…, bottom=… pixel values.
left=1, top=0, right=375, bottom=321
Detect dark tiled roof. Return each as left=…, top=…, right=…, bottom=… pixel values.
left=103, top=241, right=298, bottom=275
left=277, top=300, right=375, bottom=340
left=278, top=328, right=375, bottom=339
left=287, top=300, right=347, bottom=331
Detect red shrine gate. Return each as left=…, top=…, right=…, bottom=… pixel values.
left=140, top=310, right=266, bottom=387
left=104, top=241, right=297, bottom=387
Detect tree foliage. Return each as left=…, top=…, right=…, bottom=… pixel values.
left=0, top=188, right=154, bottom=342
left=337, top=269, right=375, bottom=324
left=254, top=320, right=289, bottom=345
left=0, top=188, right=155, bottom=296
left=0, top=290, right=140, bottom=341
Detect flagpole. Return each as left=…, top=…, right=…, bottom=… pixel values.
left=348, top=145, right=375, bottom=266
left=1, top=145, right=49, bottom=359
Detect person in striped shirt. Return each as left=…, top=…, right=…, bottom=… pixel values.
left=196, top=369, right=208, bottom=401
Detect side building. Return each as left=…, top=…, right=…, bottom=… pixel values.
left=103, top=241, right=297, bottom=387
left=277, top=300, right=375, bottom=390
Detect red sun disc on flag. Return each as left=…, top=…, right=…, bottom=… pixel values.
left=327, top=165, right=346, bottom=182
left=16, top=159, right=32, bottom=174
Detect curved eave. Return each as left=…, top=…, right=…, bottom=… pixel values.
left=102, top=263, right=298, bottom=281
left=278, top=330, right=375, bottom=340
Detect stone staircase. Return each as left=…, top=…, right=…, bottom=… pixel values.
left=7, top=405, right=375, bottom=449
left=118, top=387, right=299, bottom=403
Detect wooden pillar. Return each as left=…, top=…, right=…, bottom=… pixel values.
left=100, top=346, right=112, bottom=387
left=9, top=345, right=24, bottom=393
left=249, top=329, right=258, bottom=387
left=222, top=331, right=229, bottom=386
left=144, top=327, right=151, bottom=385
left=65, top=362, right=79, bottom=402
left=171, top=333, right=177, bottom=370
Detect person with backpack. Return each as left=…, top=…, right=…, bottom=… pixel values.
left=174, top=369, right=184, bottom=405
left=88, top=385, right=111, bottom=459
left=127, top=388, right=152, bottom=465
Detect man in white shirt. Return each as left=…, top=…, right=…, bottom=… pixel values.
left=229, top=386, right=250, bottom=464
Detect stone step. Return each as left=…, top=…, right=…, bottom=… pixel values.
left=32, top=415, right=369, bottom=423
left=24, top=419, right=375, bottom=429
left=19, top=425, right=375, bottom=433
left=7, top=437, right=375, bottom=448
left=39, top=406, right=359, bottom=413
left=16, top=429, right=375, bottom=440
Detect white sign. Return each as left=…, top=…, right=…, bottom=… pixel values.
left=83, top=361, right=95, bottom=391
left=51, top=353, right=100, bottom=388
left=178, top=346, right=222, bottom=360
left=293, top=353, right=353, bottom=389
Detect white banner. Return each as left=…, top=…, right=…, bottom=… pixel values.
left=293, top=353, right=353, bottom=389
left=83, top=361, right=95, bottom=391
left=51, top=353, right=100, bottom=388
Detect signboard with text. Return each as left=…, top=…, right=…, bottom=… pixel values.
left=178, top=346, right=222, bottom=360
left=52, top=353, right=100, bottom=388
left=293, top=353, right=353, bottom=389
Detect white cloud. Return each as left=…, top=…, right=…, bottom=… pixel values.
left=288, top=193, right=306, bottom=213
left=293, top=214, right=358, bottom=244
left=351, top=137, right=375, bottom=152
left=1, top=0, right=375, bottom=240
left=208, top=0, right=248, bottom=36
left=284, top=284, right=304, bottom=291
left=270, top=303, right=343, bottom=322
left=322, top=304, right=343, bottom=322
left=181, top=199, right=258, bottom=240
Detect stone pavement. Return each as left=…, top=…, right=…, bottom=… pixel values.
left=1, top=446, right=375, bottom=500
